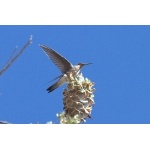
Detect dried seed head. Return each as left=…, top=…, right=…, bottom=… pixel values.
left=58, top=73, right=95, bottom=124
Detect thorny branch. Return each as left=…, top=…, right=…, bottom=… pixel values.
left=0, top=35, right=33, bottom=76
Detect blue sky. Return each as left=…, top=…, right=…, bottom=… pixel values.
left=0, top=26, right=150, bottom=124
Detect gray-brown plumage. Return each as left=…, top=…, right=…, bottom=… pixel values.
left=40, top=45, right=92, bottom=93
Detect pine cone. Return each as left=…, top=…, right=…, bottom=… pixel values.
left=57, top=73, right=95, bottom=124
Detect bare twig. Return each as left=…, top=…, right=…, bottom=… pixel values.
left=4, top=46, right=18, bottom=66
left=0, top=121, right=10, bottom=124
left=0, top=35, right=33, bottom=76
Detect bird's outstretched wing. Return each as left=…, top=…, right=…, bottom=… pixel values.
left=40, top=45, right=73, bottom=73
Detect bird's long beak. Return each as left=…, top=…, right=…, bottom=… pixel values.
left=83, top=63, right=93, bottom=66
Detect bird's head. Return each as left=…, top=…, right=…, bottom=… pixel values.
left=77, top=62, right=92, bottom=69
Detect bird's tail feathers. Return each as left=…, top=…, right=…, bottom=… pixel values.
left=47, top=81, right=59, bottom=93
left=45, top=75, right=63, bottom=84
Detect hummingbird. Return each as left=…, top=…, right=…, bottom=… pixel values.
left=40, top=45, right=92, bottom=93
